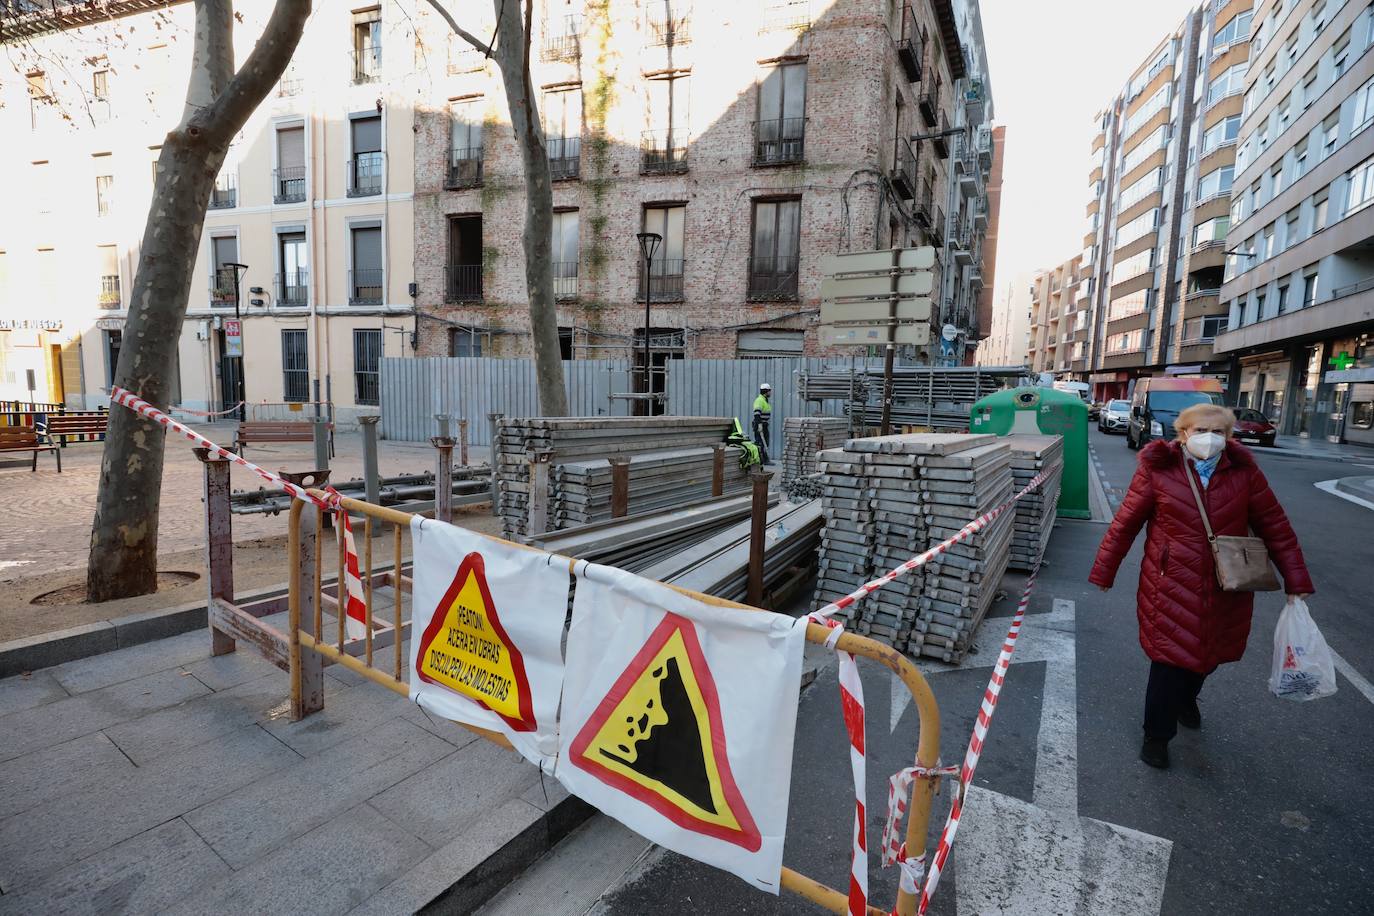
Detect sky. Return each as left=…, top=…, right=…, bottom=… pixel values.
left=982, top=0, right=1201, bottom=311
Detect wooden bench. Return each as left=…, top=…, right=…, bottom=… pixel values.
left=234, top=420, right=334, bottom=457
left=44, top=411, right=109, bottom=446
left=0, top=425, right=61, bottom=472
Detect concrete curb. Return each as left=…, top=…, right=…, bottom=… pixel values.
left=0, top=581, right=289, bottom=677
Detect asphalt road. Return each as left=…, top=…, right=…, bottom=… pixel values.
left=586, top=427, right=1374, bottom=915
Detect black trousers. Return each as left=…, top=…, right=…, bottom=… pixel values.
left=752, top=420, right=771, bottom=464
left=1142, top=661, right=1210, bottom=741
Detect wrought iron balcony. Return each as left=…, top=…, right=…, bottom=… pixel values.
left=444, top=264, right=483, bottom=303
left=273, top=166, right=306, bottom=204
left=553, top=263, right=579, bottom=301
left=349, top=269, right=384, bottom=306
left=347, top=152, right=384, bottom=197
left=747, top=254, right=799, bottom=301
left=209, top=175, right=237, bottom=210
left=930, top=206, right=945, bottom=247
left=973, top=196, right=988, bottom=229
left=761, top=0, right=810, bottom=32
left=98, top=275, right=120, bottom=308
left=542, top=17, right=582, bottom=61
left=914, top=178, right=933, bottom=228
left=637, top=259, right=686, bottom=302
left=641, top=130, right=689, bottom=174
left=350, top=45, right=382, bottom=84
left=932, top=112, right=950, bottom=158
left=548, top=137, right=581, bottom=181
left=277, top=71, right=303, bottom=97
left=952, top=227, right=972, bottom=264
left=275, top=270, right=309, bottom=308
left=895, top=4, right=923, bottom=82
left=446, top=147, right=483, bottom=189
left=890, top=137, right=916, bottom=199
left=210, top=267, right=237, bottom=306
left=752, top=117, right=805, bottom=166
left=647, top=9, right=691, bottom=46
left=918, top=80, right=940, bottom=127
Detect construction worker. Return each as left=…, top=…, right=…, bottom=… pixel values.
left=752, top=383, right=773, bottom=465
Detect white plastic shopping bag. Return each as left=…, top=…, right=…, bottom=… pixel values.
left=1269, top=598, right=1337, bottom=701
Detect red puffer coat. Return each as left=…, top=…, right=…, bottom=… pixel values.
left=1089, top=439, right=1314, bottom=673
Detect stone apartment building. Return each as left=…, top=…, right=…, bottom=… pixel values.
left=1027, top=256, right=1083, bottom=378
left=409, top=0, right=999, bottom=381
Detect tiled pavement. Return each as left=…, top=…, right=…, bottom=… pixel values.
left=0, top=610, right=568, bottom=915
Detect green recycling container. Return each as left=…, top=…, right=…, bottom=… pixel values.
left=969, top=387, right=1090, bottom=519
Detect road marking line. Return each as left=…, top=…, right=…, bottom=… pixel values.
left=1314, top=480, right=1374, bottom=512
left=1331, top=647, right=1374, bottom=706
left=1032, top=599, right=1078, bottom=818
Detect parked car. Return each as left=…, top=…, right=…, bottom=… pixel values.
left=1088, top=400, right=1102, bottom=420
left=1231, top=407, right=1278, bottom=447
left=1126, top=377, right=1225, bottom=449
left=1098, top=399, right=1132, bottom=434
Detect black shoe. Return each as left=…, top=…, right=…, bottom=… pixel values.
left=1140, top=737, right=1170, bottom=769
left=1178, top=699, right=1201, bottom=730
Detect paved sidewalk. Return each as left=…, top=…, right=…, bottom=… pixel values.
left=1260, top=435, right=1374, bottom=463
left=0, top=606, right=574, bottom=916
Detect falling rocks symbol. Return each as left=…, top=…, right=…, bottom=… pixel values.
left=569, top=612, right=762, bottom=851
left=414, top=551, right=537, bottom=732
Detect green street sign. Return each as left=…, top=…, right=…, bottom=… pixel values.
left=1328, top=351, right=1356, bottom=371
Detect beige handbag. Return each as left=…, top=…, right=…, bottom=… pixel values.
left=1184, top=458, right=1281, bottom=592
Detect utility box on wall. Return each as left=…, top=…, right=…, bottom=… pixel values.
left=970, top=387, right=1090, bottom=519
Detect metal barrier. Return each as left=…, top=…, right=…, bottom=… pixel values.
left=282, top=491, right=943, bottom=916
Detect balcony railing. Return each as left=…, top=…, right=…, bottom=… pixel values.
left=752, top=117, right=805, bottom=166
left=277, top=72, right=303, bottom=97
left=930, top=206, right=945, bottom=247
left=444, top=264, right=483, bottom=302
left=1186, top=287, right=1221, bottom=301
left=549, top=137, right=581, bottom=180
left=914, top=178, right=933, bottom=227
left=952, top=227, right=971, bottom=264
left=895, top=4, right=923, bottom=83
left=350, top=45, right=382, bottom=84
left=98, top=275, right=120, bottom=308
left=761, top=1, right=811, bottom=32
left=274, top=166, right=306, bottom=204
left=210, top=267, right=237, bottom=306
left=641, top=129, right=689, bottom=174
left=542, top=17, right=582, bottom=61
left=647, top=10, right=691, bottom=46
left=347, top=152, right=384, bottom=197
left=638, top=259, right=686, bottom=302
left=349, top=269, right=384, bottom=306
left=748, top=254, right=799, bottom=300
left=918, top=80, right=940, bottom=127
left=275, top=270, right=309, bottom=308
left=446, top=147, right=483, bottom=189
left=1191, top=237, right=1225, bottom=254
left=448, top=42, right=486, bottom=74
left=553, top=263, right=579, bottom=300
left=209, top=175, right=237, bottom=210
left=931, top=112, right=950, bottom=158
left=973, top=196, right=988, bottom=228
left=890, top=137, right=916, bottom=199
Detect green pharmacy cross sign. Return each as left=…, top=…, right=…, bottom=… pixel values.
left=1328, top=351, right=1356, bottom=371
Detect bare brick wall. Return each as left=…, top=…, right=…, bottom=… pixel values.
left=412, top=0, right=960, bottom=360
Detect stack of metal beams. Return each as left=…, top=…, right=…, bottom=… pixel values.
left=811, top=433, right=1017, bottom=662
left=551, top=446, right=750, bottom=528
left=1001, top=434, right=1064, bottom=571
left=782, top=416, right=850, bottom=487
left=799, top=366, right=1026, bottom=431
left=495, top=416, right=735, bottom=538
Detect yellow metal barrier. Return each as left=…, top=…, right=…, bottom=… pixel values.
left=286, top=493, right=942, bottom=916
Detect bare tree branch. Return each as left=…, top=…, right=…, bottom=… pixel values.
left=423, top=0, right=490, bottom=55
left=198, top=0, right=308, bottom=140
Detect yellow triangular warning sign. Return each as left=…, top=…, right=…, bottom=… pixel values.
left=568, top=613, right=761, bottom=851
left=414, top=552, right=536, bottom=732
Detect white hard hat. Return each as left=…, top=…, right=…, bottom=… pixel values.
left=760, top=383, right=772, bottom=391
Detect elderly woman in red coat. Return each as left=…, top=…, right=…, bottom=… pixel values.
left=1089, top=403, right=1313, bottom=769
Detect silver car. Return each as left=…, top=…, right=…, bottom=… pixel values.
left=1098, top=398, right=1131, bottom=433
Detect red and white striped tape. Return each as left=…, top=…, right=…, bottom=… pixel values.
left=170, top=401, right=244, bottom=418
left=111, top=387, right=367, bottom=638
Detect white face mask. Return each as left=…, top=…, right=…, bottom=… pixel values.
left=1184, top=432, right=1224, bottom=460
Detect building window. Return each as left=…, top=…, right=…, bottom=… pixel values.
left=1348, top=156, right=1374, bottom=215
left=1108, top=288, right=1151, bottom=320
left=27, top=71, right=50, bottom=130
left=545, top=89, right=582, bottom=180
left=450, top=326, right=483, bottom=357
left=754, top=62, right=806, bottom=166
left=1201, top=115, right=1239, bottom=154
left=281, top=329, right=309, bottom=402
left=1259, top=223, right=1275, bottom=260
left=1313, top=190, right=1329, bottom=231
left=447, top=100, right=484, bottom=189
left=95, top=174, right=113, bottom=216
left=352, top=8, right=382, bottom=84
left=1193, top=216, right=1229, bottom=249
left=1302, top=268, right=1319, bottom=307
left=349, top=225, right=383, bottom=305
left=1212, top=10, right=1252, bottom=49
left=1354, top=78, right=1374, bottom=137
left=1182, top=315, right=1227, bottom=342
left=1206, top=64, right=1246, bottom=106
left=749, top=197, right=800, bottom=300
left=641, top=204, right=686, bottom=302
left=1270, top=162, right=1284, bottom=199
left=353, top=329, right=382, bottom=405
left=210, top=236, right=238, bottom=306
left=274, top=125, right=306, bottom=203
left=277, top=231, right=308, bottom=307
left=642, top=75, right=690, bottom=174
left=103, top=329, right=122, bottom=388
left=1285, top=210, right=1300, bottom=249
left=1197, top=165, right=1234, bottom=202
left=209, top=168, right=237, bottom=209
left=97, top=245, right=120, bottom=308
left=1301, top=66, right=1318, bottom=110
left=91, top=68, right=110, bottom=122
left=762, top=0, right=811, bottom=31
left=542, top=1, right=582, bottom=61
left=348, top=115, right=383, bottom=197
left=1110, top=248, right=1154, bottom=286
left=1105, top=329, right=1144, bottom=353
left=737, top=328, right=804, bottom=357
left=1115, top=208, right=1158, bottom=248
left=446, top=215, right=483, bottom=302
left=645, top=0, right=691, bottom=46
left=1332, top=33, right=1349, bottom=80
left=552, top=209, right=579, bottom=300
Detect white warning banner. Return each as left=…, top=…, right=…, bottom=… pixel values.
left=408, top=518, right=570, bottom=770
left=556, top=562, right=806, bottom=893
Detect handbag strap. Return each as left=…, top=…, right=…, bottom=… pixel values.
left=1183, top=456, right=1216, bottom=543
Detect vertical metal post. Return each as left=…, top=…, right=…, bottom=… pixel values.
left=711, top=444, right=726, bottom=497
left=432, top=430, right=455, bottom=523
left=458, top=419, right=469, bottom=467
left=527, top=449, right=552, bottom=537
left=747, top=467, right=772, bottom=607
left=434, top=413, right=451, bottom=440
left=489, top=412, right=504, bottom=516
left=358, top=415, right=381, bottom=505
left=313, top=416, right=331, bottom=473
left=290, top=502, right=324, bottom=719
left=610, top=456, right=630, bottom=518
left=196, top=448, right=235, bottom=656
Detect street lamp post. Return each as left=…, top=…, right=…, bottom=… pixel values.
left=225, top=262, right=250, bottom=421
left=635, top=232, right=662, bottom=416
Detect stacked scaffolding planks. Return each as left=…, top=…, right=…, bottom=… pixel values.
left=797, top=365, right=1026, bottom=431
left=781, top=416, right=850, bottom=487
left=1002, top=434, right=1064, bottom=572
left=811, top=433, right=1016, bottom=662
left=495, top=416, right=736, bottom=538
